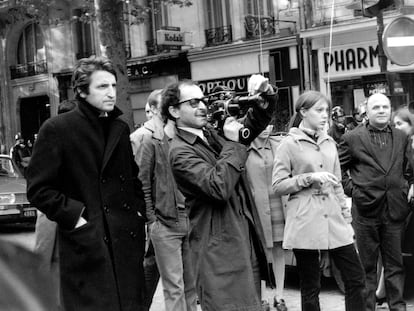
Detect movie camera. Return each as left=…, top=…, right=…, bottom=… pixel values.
left=206, top=86, right=268, bottom=131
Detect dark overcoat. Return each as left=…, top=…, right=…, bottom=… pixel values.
left=338, top=123, right=412, bottom=221
left=169, top=106, right=273, bottom=311
left=26, top=100, right=146, bottom=311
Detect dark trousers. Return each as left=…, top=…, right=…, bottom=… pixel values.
left=354, top=215, right=406, bottom=311
left=143, top=236, right=160, bottom=309
left=294, top=244, right=366, bottom=311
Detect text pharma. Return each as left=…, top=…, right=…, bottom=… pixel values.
left=324, top=45, right=379, bottom=72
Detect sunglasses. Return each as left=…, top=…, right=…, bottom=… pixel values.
left=176, top=97, right=209, bottom=108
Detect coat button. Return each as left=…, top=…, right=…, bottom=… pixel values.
left=324, top=214, right=328, bottom=218
left=123, top=203, right=131, bottom=210
left=104, top=205, right=109, bottom=213
left=320, top=164, right=323, bottom=168
left=130, top=231, right=137, bottom=238
left=101, top=178, right=107, bottom=184
left=103, top=236, right=109, bottom=243
left=120, top=174, right=125, bottom=182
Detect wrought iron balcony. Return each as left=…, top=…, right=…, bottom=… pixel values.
left=10, top=60, right=47, bottom=79
left=244, top=15, right=296, bottom=40
left=204, top=25, right=232, bottom=47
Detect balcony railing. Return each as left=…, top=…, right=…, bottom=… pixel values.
left=205, top=25, right=232, bottom=47
left=10, top=60, right=47, bottom=79
left=245, top=15, right=296, bottom=40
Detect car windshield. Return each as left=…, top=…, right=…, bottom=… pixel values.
left=0, top=158, right=21, bottom=178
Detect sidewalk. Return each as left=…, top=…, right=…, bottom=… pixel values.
left=150, top=268, right=414, bottom=311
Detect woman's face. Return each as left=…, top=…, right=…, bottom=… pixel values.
left=301, top=99, right=329, bottom=131
left=393, top=115, right=412, bottom=135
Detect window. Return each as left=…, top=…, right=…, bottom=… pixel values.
left=245, top=0, right=274, bottom=17
left=205, top=0, right=230, bottom=29
left=245, top=0, right=275, bottom=39
left=73, top=9, right=95, bottom=59
left=17, top=23, right=46, bottom=66
left=11, top=23, right=47, bottom=78
left=149, top=0, right=169, bottom=34
left=204, top=0, right=232, bottom=46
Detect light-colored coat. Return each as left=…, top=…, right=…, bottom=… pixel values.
left=272, top=128, right=353, bottom=250
left=246, top=127, right=286, bottom=249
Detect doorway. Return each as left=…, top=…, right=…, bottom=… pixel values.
left=19, top=95, right=50, bottom=142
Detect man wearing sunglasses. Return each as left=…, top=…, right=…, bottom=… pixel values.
left=161, top=75, right=277, bottom=311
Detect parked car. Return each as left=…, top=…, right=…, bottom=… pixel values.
left=0, top=154, right=36, bottom=224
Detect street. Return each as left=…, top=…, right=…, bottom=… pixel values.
left=1, top=223, right=414, bottom=311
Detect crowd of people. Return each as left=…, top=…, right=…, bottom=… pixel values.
left=23, top=55, right=414, bottom=311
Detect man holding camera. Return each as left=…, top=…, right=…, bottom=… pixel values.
left=161, top=75, right=276, bottom=311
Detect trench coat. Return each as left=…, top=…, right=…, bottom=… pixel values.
left=272, top=128, right=354, bottom=250
left=26, top=100, right=146, bottom=311
left=170, top=127, right=269, bottom=311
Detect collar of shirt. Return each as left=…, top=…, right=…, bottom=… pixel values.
left=178, top=127, right=206, bottom=142
left=367, top=122, right=391, bottom=133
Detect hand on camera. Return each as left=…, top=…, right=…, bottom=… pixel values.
left=311, top=172, right=339, bottom=186
left=223, top=117, right=244, bottom=142
left=248, top=74, right=270, bottom=96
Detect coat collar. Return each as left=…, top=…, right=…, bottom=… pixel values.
left=77, top=99, right=126, bottom=172
left=288, top=127, right=333, bottom=145
left=143, top=118, right=164, bottom=141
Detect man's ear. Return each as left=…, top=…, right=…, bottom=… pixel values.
left=76, top=88, right=86, bottom=99
left=168, top=106, right=180, bottom=119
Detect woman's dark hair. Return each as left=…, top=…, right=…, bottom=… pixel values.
left=160, top=80, right=197, bottom=121
left=71, top=56, right=117, bottom=100
left=288, top=91, right=331, bottom=129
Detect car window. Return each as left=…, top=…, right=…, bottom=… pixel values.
left=0, top=158, right=20, bottom=177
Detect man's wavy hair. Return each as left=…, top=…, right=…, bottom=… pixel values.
left=161, top=80, right=197, bottom=121
left=71, top=56, right=117, bottom=100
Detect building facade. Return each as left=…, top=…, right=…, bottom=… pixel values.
left=1, top=0, right=414, bottom=149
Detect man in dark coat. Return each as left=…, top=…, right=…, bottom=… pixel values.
left=162, top=75, right=276, bottom=311
left=26, top=56, right=146, bottom=311
left=339, top=93, right=413, bottom=311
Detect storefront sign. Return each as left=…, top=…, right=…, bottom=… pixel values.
left=156, top=29, right=185, bottom=46
left=127, top=64, right=152, bottom=78
left=320, top=41, right=414, bottom=79
left=197, top=75, right=250, bottom=94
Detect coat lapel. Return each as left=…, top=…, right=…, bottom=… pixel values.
left=386, top=128, right=398, bottom=173
left=101, top=119, right=125, bottom=172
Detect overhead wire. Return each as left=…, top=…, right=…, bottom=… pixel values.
left=327, top=0, right=336, bottom=99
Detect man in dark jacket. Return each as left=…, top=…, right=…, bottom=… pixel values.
left=131, top=89, right=197, bottom=311
left=339, top=93, right=413, bottom=311
left=26, top=56, right=146, bottom=311
left=162, top=75, right=276, bottom=311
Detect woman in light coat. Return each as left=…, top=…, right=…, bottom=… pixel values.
left=272, top=91, right=366, bottom=311
left=246, top=125, right=287, bottom=310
